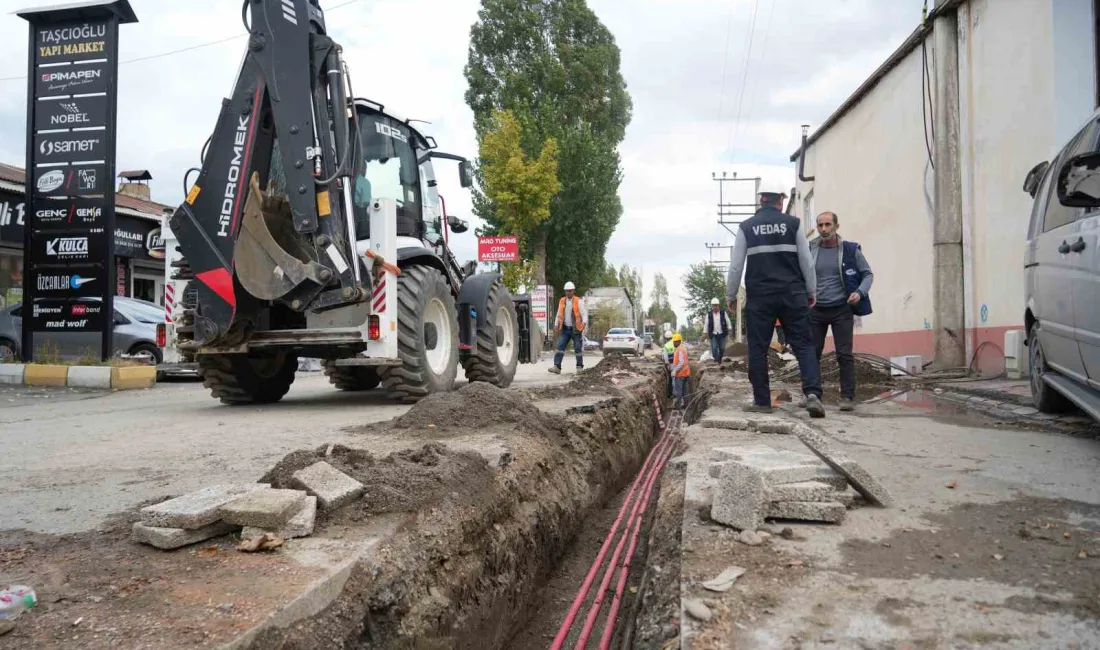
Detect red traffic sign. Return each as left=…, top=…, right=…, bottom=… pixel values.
left=477, top=235, right=519, bottom=262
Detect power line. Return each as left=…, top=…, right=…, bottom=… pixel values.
left=732, top=0, right=776, bottom=154
left=714, top=0, right=738, bottom=122
left=726, top=0, right=761, bottom=157
left=0, top=0, right=366, bottom=82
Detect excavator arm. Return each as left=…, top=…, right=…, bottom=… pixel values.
left=169, top=0, right=363, bottom=347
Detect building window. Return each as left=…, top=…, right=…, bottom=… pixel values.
left=802, top=189, right=815, bottom=233
left=0, top=248, right=23, bottom=310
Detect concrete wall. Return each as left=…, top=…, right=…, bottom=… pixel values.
left=795, top=0, right=1097, bottom=368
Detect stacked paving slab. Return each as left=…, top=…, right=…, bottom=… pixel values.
left=709, top=426, right=892, bottom=531
left=132, top=461, right=365, bottom=550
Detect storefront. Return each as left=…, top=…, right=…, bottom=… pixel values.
left=0, top=164, right=169, bottom=310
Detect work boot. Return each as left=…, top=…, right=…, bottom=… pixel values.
left=839, top=398, right=855, bottom=412
left=805, top=394, right=826, bottom=418
left=742, top=403, right=774, bottom=414
left=548, top=366, right=561, bottom=375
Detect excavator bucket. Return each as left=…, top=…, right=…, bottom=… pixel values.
left=233, top=172, right=326, bottom=301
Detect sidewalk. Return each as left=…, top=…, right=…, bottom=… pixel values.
left=922, top=378, right=1099, bottom=431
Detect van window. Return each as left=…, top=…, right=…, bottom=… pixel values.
left=1043, top=119, right=1100, bottom=232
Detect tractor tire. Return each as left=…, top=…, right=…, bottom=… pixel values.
left=461, top=277, right=519, bottom=388
left=322, top=359, right=381, bottom=391
left=198, top=351, right=298, bottom=405
left=380, top=265, right=459, bottom=402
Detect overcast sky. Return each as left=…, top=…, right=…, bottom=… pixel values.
left=0, top=0, right=918, bottom=323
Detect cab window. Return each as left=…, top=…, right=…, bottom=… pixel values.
left=1042, top=119, right=1099, bottom=232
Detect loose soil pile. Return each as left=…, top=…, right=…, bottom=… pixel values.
left=570, top=353, right=641, bottom=391
left=391, top=380, right=566, bottom=438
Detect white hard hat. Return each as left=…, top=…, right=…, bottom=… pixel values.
left=710, top=297, right=720, bottom=305
left=664, top=330, right=672, bottom=337
left=564, top=281, right=576, bottom=291
left=758, top=178, right=789, bottom=197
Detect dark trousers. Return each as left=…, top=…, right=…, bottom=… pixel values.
left=554, top=327, right=584, bottom=368
left=709, top=333, right=727, bottom=362
left=811, top=303, right=856, bottom=399
left=746, top=292, right=822, bottom=406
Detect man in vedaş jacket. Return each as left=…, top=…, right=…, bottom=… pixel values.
left=809, top=211, right=874, bottom=411
left=548, top=281, right=585, bottom=374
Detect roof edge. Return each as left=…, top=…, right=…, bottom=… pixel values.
left=789, top=0, right=965, bottom=163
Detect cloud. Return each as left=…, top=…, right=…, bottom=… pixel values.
left=0, top=0, right=917, bottom=326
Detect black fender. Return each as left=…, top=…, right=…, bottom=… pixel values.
left=457, top=272, right=502, bottom=331
left=396, top=247, right=448, bottom=277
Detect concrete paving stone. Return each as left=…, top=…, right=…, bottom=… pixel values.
left=710, top=461, right=767, bottom=531
left=241, top=496, right=317, bottom=540
left=714, top=445, right=844, bottom=486
left=220, top=488, right=309, bottom=528
left=794, top=426, right=894, bottom=507
left=140, top=484, right=270, bottom=529
left=131, top=520, right=238, bottom=550
left=766, top=480, right=837, bottom=503
left=289, top=461, right=365, bottom=510
left=700, top=414, right=752, bottom=431
left=766, top=500, right=847, bottom=523
left=750, top=418, right=795, bottom=434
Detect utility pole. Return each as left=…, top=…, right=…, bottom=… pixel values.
left=932, top=7, right=966, bottom=369
left=704, top=242, right=732, bottom=272
left=713, top=172, right=757, bottom=342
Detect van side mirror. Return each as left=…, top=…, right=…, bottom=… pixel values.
left=458, top=160, right=473, bottom=188
left=1057, top=152, right=1100, bottom=207
left=1023, top=161, right=1049, bottom=197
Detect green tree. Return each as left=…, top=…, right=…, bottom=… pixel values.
left=647, top=272, right=677, bottom=332
left=477, top=109, right=561, bottom=293
left=465, top=0, right=632, bottom=291
left=682, top=263, right=727, bottom=324
left=616, top=264, right=642, bottom=328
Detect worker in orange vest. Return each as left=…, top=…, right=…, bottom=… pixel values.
left=549, top=281, right=585, bottom=374
left=670, top=332, right=691, bottom=409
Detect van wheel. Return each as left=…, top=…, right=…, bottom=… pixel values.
left=1028, top=323, right=1072, bottom=414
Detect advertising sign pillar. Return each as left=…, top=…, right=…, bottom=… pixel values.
left=19, top=0, right=137, bottom=362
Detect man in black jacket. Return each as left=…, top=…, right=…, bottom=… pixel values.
left=725, top=179, right=825, bottom=418
left=705, top=298, right=732, bottom=362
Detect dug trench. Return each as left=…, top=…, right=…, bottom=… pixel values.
left=0, top=354, right=695, bottom=649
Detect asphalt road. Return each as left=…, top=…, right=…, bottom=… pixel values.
left=0, top=357, right=573, bottom=535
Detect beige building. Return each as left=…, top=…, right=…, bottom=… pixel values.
left=791, top=0, right=1097, bottom=370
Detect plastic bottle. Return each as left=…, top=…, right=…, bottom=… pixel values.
left=0, top=585, right=37, bottom=621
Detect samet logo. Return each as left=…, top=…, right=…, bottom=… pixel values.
left=40, top=137, right=100, bottom=157
left=36, top=169, right=64, bottom=192
left=45, top=236, right=89, bottom=257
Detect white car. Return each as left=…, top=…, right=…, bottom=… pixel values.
left=602, top=328, right=644, bottom=355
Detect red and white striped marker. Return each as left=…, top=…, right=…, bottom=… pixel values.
left=371, top=276, right=387, bottom=313
left=164, top=284, right=175, bottom=324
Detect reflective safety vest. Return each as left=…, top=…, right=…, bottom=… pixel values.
left=673, top=345, right=691, bottom=377
left=557, top=296, right=585, bottom=331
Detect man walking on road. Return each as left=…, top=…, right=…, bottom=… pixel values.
left=809, top=211, right=874, bottom=411
left=669, top=332, right=691, bottom=409
left=725, top=179, right=826, bottom=418
left=705, top=298, right=731, bottom=362
left=548, top=281, right=585, bottom=374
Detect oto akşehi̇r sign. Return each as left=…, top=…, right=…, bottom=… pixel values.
left=477, top=235, right=519, bottom=262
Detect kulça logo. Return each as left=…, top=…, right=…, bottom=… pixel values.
left=36, top=169, right=65, bottom=192
left=46, top=236, right=89, bottom=257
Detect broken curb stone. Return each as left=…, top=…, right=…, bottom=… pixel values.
left=241, top=495, right=317, bottom=540
left=711, top=462, right=767, bottom=531
left=767, top=501, right=847, bottom=523
left=289, top=461, right=365, bottom=510
left=766, top=480, right=837, bottom=503
left=131, top=521, right=238, bottom=550
left=794, top=426, right=894, bottom=507
left=219, top=489, right=309, bottom=529
left=139, top=484, right=269, bottom=529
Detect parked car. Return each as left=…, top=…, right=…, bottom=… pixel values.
left=0, top=296, right=164, bottom=365
left=583, top=336, right=601, bottom=352
left=643, top=333, right=654, bottom=348
left=602, top=327, right=644, bottom=355
left=1022, top=106, right=1100, bottom=420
